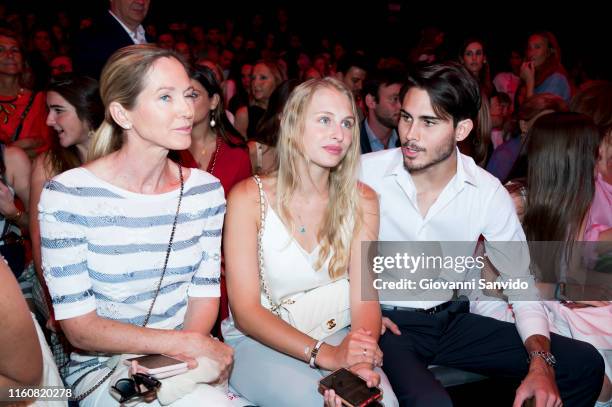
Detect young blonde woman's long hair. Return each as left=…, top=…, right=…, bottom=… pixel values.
left=275, top=77, right=362, bottom=279
left=88, top=45, right=187, bottom=161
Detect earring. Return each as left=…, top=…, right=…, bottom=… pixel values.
left=124, top=124, right=132, bottom=130
left=210, top=118, right=216, bottom=128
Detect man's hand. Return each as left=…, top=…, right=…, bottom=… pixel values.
left=380, top=316, right=401, bottom=336
left=513, top=359, right=561, bottom=407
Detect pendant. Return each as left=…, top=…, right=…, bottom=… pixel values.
left=298, top=225, right=306, bottom=234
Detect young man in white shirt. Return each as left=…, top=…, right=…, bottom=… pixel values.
left=360, top=62, right=604, bottom=407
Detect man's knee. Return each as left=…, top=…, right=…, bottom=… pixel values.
left=565, top=341, right=605, bottom=381
left=557, top=339, right=605, bottom=401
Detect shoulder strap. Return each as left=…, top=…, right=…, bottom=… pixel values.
left=11, top=92, right=37, bottom=142
left=252, top=175, right=281, bottom=315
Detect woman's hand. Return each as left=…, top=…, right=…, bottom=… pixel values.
left=171, top=332, right=234, bottom=382
left=330, top=328, right=382, bottom=369
left=323, top=389, right=343, bottom=407
left=520, top=61, right=535, bottom=85
left=349, top=364, right=381, bottom=388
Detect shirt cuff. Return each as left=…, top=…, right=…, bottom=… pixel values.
left=53, top=298, right=97, bottom=321
left=511, top=301, right=550, bottom=342
left=188, top=281, right=221, bottom=298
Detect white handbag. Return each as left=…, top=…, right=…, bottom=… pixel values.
left=253, top=175, right=351, bottom=340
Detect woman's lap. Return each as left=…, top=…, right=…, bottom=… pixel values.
left=227, top=328, right=398, bottom=407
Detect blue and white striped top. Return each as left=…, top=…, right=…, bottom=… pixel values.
left=38, top=167, right=225, bottom=385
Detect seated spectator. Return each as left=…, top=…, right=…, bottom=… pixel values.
left=39, top=45, right=233, bottom=406
left=223, top=77, right=398, bottom=406
left=248, top=79, right=299, bottom=174
left=571, top=81, right=612, bottom=242
left=459, top=37, right=493, bottom=97
left=0, top=139, right=30, bottom=278
left=519, top=31, right=572, bottom=103
left=489, top=91, right=513, bottom=149
left=360, top=68, right=403, bottom=154
left=0, top=28, right=51, bottom=157
left=493, top=49, right=523, bottom=106
left=235, top=59, right=285, bottom=139
left=474, top=112, right=611, bottom=406
left=486, top=93, right=568, bottom=183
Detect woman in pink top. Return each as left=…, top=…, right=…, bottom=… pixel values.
left=571, top=80, right=612, bottom=242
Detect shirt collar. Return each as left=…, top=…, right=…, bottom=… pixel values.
left=384, top=147, right=479, bottom=187
left=108, top=10, right=146, bottom=44
left=364, top=119, right=398, bottom=152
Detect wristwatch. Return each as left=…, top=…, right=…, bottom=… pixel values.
left=527, top=351, right=557, bottom=367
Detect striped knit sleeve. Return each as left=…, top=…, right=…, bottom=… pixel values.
left=39, top=180, right=95, bottom=320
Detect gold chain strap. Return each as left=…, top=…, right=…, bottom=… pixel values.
left=70, top=164, right=184, bottom=401
left=252, top=175, right=294, bottom=315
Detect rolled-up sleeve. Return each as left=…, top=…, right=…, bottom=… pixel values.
left=483, top=183, right=550, bottom=342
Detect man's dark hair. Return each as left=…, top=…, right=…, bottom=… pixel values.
left=363, top=68, right=405, bottom=102
left=400, top=62, right=481, bottom=127
left=336, top=53, right=369, bottom=75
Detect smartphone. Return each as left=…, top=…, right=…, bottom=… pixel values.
left=318, top=368, right=382, bottom=407
left=124, top=354, right=188, bottom=378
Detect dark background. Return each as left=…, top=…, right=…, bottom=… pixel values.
left=3, top=0, right=610, bottom=80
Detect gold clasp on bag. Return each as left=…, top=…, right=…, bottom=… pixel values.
left=326, top=319, right=336, bottom=330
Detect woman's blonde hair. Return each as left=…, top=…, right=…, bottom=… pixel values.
left=276, top=77, right=362, bottom=279
left=88, top=45, right=187, bottom=161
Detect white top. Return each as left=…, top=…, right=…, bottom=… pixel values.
left=108, top=10, right=147, bottom=44
left=360, top=147, right=549, bottom=342
left=222, top=191, right=338, bottom=339
left=39, top=167, right=225, bottom=385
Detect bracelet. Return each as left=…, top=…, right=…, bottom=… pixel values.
left=309, top=340, right=324, bottom=369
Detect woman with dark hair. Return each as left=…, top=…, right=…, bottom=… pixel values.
left=459, top=38, right=493, bottom=97
left=248, top=79, right=299, bottom=174
left=519, top=31, right=572, bottom=103
left=171, top=65, right=252, bottom=336
left=524, top=112, right=601, bottom=245
left=27, top=74, right=104, bottom=342
left=173, top=65, right=251, bottom=197
left=511, top=112, right=611, bottom=406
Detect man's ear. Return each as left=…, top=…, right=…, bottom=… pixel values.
left=335, top=71, right=344, bottom=82
left=454, top=118, right=473, bottom=142
left=365, top=94, right=377, bottom=110
left=109, top=101, right=132, bottom=130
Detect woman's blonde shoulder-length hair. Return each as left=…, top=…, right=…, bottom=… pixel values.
left=275, top=77, right=363, bottom=280
left=88, top=45, right=188, bottom=161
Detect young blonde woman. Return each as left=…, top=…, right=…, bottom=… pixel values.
left=223, top=77, right=398, bottom=406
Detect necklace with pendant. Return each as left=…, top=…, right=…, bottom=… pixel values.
left=296, top=212, right=306, bottom=234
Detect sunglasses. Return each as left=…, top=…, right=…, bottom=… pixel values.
left=111, top=373, right=161, bottom=403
